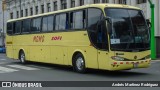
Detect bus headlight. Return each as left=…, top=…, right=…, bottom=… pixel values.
left=111, top=56, right=125, bottom=61
left=140, top=55, right=151, bottom=60
left=145, top=55, right=151, bottom=59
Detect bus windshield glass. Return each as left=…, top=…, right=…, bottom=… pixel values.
left=105, top=8, right=150, bottom=52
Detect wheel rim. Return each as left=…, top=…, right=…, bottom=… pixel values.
left=76, top=57, right=84, bottom=71
left=20, top=53, right=25, bottom=63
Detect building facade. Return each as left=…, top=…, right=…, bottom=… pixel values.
left=1, top=0, right=160, bottom=57
left=0, top=1, right=8, bottom=47
left=0, top=1, right=3, bottom=46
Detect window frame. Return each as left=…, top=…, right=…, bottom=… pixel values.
left=118, top=0, right=127, bottom=4
left=41, top=5, right=44, bottom=13
left=30, top=7, right=33, bottom=15
left=102, top=0, right=109, bottom=3
left=21, top=10, right=23, bottom=17
left=35, top=6, right=38, bottom=15
left=25, top=9, right=28, bottom=16
left=137, top=0, right=147, bottom=4
left=17, top=11, right=19, bottom=18
left=54, top=1, right=58, bottom=11
left=94, top=0, right=100, bottom=4
left=47, top=3, right=51, bottom=12
left=71, top=0, right=75, bottom=8
left=61, top=0, right=67, bottom=9
left=10, top=12, right=13, bottom=19
left=80, top=0, right=84, bottom=6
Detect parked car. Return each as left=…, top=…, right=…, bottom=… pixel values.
left=0, top=46, right=6, bottom=53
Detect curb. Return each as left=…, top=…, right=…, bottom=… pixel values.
left=151, top=60, right=160, bottom=61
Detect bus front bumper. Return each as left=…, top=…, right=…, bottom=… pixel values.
left=110, top=59, right=151, bottom=71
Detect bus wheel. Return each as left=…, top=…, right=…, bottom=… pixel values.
left=73, top=53, right=86, bottom=73
left=19, top=51, right=26, bottom=64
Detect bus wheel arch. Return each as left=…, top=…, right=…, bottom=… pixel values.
left=72, top=51, right=86, bottom=73
left=19, top=49, right=26, bottom=64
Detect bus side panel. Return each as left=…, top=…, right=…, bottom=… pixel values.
left=6, top=45, right=13, bottom=58
left=50, top=46, right=64, bottom=65
left=29, top=46, right=42, bottom=62
left=6, top=35, right=13, bottom=58
left=63, top=47, right=69, bottom=65
left=12, top=35, right=30, bottom=60
left=12, top=36, right=19, bottom=59
left=40, top=45, right=51, bottom=63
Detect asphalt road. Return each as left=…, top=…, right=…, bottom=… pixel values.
left=0, top=54, right=160, bottom=90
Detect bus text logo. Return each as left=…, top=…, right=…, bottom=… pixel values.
left=51, top=36, right=62, bottom=41
left=33, top=35, right=45, bottom=42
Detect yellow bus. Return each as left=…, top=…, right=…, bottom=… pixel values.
left=6, top=4, right=151, bottom=73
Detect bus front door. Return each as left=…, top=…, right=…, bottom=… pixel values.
left=98, top=50, right=109, bottom=70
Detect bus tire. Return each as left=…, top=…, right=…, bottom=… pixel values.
left=19, top=51, right=26, bottom=64
left=73, top=53, right=86, bottom=73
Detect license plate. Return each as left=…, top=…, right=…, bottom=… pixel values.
left=133, top=63, right=138, bottom=68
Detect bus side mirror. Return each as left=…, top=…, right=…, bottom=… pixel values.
left=146, top=19, right=151, bottom=28
left=105, top=17, right=112, bottom=24
left=105, top=17, right=112, bottom=34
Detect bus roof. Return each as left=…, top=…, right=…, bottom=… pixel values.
left=7, top=4, right=140, bottom=22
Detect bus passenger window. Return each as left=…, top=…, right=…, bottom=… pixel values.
left=55, top=15, right=60, bottom=30
left=74, top=11, right=83, bottom=29
left=22, top=19, right=30, bottom=33
left=59, top=14, right=67, bottom=30
left=55, top=14, right=67, bottom=30
left=42, top=16, right=48, bottom=32
left=7, top=23, right=13, bottom=35
left=48, top=15, right=54, bottom=31
left=31, top=17, right=41, bottom=32
left=15, top=21, right=21, bottom=34
left=70, top=10, right=86, bottom=30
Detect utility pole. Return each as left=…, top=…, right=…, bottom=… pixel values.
left=2, top=0, right=6, bottom=47
left=148, top=0, right=156, bottom=60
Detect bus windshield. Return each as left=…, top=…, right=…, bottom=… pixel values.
left=105, top=8, right=150, bottom=52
